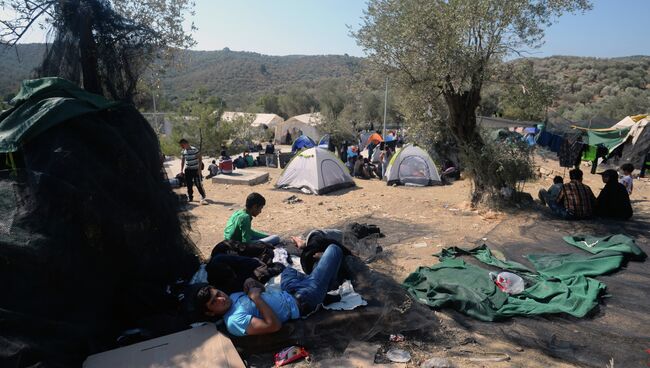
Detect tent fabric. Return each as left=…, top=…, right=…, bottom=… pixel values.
left=0, top=79, right=201, bottom=367
left=291, top=135, right=316, bottom=152
left=385, top=144, right=441, bottom=186
left=562, top=234, right=646, bottom=260
left=0, top=77, right=122, bottom=153
left=405, top=233, right=643, bottom=322
left=318, top=134, right=330, bottom=149
left=403, top=253, right=605, bottom=322
left=586, top=128, right=630, bottom=151
left=366, top=133, right=383, bottom=145
left=275, top=147, right=355, bottom=195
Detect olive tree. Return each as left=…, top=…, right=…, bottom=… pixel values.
left=355, top=0, right=591, bottom=204
left=0, top=0, right=196, bottom=101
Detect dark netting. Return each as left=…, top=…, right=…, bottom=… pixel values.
left=0, top=104, right=202, bottom=367
left=442, top=211, right=650, bottom=367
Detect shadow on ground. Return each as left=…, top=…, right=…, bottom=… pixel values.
left=445, top=212, right=650, bottom=367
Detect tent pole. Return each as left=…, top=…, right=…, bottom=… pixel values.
left=383, top=76, right=388, bottom=137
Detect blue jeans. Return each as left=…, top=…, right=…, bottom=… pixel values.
left=280, top=244, right=343, bottom=313
left=252, top=234, right=280, bottom=246
left=548, top=199, right=569, bottom=219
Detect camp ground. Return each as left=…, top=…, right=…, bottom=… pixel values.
left=0, top=82, right=648, bottom=367
left=1, top=1, right=650, bottom=367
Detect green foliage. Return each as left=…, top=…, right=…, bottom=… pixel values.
left=498, top=62, right=555, bottom=121
left=463, top=130, right=536, bottom=204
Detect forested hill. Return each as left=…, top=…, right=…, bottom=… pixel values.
left=1, top=44, right=648, bottom=120
left=0, top=44, right=364, bottom=108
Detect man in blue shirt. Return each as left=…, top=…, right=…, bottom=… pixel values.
left=196, top=244, right=344, bottom=336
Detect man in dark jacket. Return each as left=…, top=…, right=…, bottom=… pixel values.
left=596, top=169, right=633, bottom=220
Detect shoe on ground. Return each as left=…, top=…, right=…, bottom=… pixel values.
left=200, top=198, right=208, bottom=205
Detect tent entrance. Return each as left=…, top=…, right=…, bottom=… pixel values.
left=397, top=156, right=432, bottom=186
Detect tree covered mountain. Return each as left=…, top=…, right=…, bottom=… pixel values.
left=1, top=44, right=648, bottom=122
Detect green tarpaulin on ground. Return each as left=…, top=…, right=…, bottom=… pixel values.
left=0, top=78, right=121, bottom=153
left=563, top=234, right=647, bottom=260
left=404, top=234, right=642, bottom=322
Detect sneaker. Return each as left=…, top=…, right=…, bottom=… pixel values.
left=200, top=198, right=208, bottom=205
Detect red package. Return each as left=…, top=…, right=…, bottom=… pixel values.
left=274, top=346, right=310, bottom=367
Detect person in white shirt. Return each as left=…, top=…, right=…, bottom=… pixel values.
left=619, top=163, right=634, bottom=195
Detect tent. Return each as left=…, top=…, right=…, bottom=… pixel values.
left=385, top=144, right=441, bottom=186
left=0, top=78, right=200, bottom=366
left=276, top=147, right=355, bottom=194
left=572, top=114, right=649, bottom=166
left=274, top=112, right=322, bottom=144
left=291, top=134, right=316, bottom=152
left=318, top=134, right=330, bottom=149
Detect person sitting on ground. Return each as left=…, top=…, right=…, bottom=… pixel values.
left=218, top=150, right=233, bottom=174
left=243, top=151, right=255, bottom=167
left=553, top=168, right=596, bottom=220
left=538, top=176, right=564, bottom=206
left=206, top=160, right=219, bottom=179
left=441, top=160, right=460, bottom=182
left=619, top=163, right=634, bottom=195
left=234, top=155, right=246, bottom=169
left=205, top=254, right=284, bottom=295
left=195, top=244, right=345, bottom=336
left=224, top=192, right=280, bottom=245
left=353, top=157, right=367, bottom=179
left=596, top=169, right=633, bottom=220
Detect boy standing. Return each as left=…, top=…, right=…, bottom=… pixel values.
left=619, top=163, right=634, bottom=195
left=179, top=138, right=207, bottom=205
left=224, top=193, right=279, bottom=245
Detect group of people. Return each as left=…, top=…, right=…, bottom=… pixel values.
left=538, top=163, right=635, bottom=220
left=339, top=131, right=399, bottom=180
left=196, top=192, right=350, bottom=337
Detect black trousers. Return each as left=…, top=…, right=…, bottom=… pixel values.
left=184, top=168, right=205, bottom=200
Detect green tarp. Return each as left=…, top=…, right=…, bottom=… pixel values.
left=563, top=234, right=647, bottom=260
left=404, top=234, right=642, bottom=321
left=0, top=78, right=121, bottom=153
left=586, top=129, right=630, bottom=152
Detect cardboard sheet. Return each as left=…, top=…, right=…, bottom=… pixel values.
left=83, top=324, right=245, bottom=368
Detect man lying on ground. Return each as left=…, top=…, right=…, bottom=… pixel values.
left=196, top=244, right=344, bottom=336
left=224, top=192, right=280, bottom=245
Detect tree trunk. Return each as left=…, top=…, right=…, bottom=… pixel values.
left=443, top=88, right=486, bottom=205
left=78, top=6, right=102, bottom=95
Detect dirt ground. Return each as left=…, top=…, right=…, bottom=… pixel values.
left=165, top=150, right=650, bottom=367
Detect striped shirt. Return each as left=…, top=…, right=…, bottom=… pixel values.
left=556, top=181, right=596, bottom=219
left=181, top=145, right=201, bottom=170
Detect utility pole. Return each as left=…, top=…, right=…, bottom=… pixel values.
left=382, top=76, right=388, bottom=137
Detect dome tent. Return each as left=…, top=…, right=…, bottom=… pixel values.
left=385, top=144, right=441, bottom=186
left=291, top=134, right=316, bottom=152
left=276, top=147, right=355, bottom=194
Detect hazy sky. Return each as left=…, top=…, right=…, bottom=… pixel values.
left=6, top=0, right=650, bottom=58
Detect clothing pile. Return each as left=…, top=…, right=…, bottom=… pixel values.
left=404, top=234, right=645, bottom=321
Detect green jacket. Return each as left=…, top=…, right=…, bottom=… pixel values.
left=223, top=209, right=268, bottom=243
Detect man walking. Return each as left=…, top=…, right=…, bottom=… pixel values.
left=264, top=140, right=275, bottom=167
left=179, top=138, right=208, bottom=205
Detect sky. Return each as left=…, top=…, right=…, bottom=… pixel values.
left=5, top=0, right=650, bottom=58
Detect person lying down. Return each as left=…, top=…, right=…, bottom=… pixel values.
left=195, top=244, right=345, bottom=336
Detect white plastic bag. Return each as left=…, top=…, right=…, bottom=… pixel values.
left=489, top=271, right=525, bottom=295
